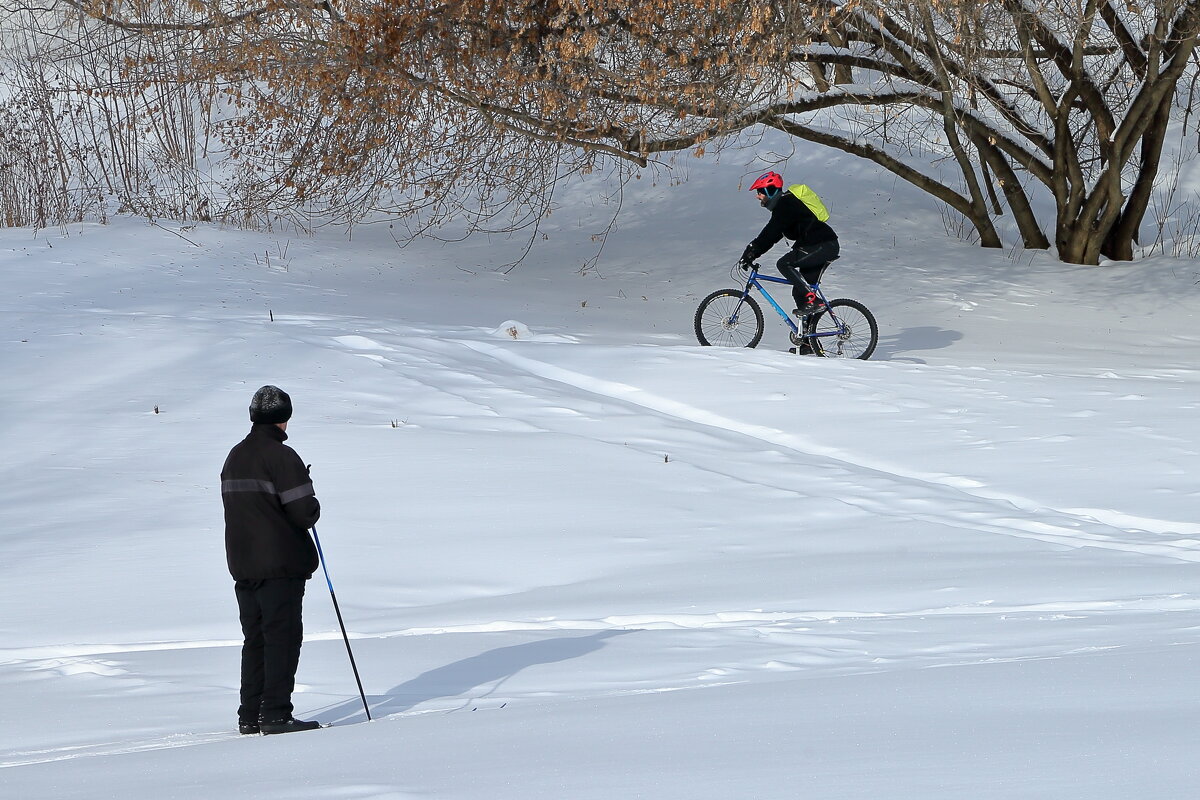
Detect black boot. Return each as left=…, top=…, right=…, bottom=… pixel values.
left=238, top=719, right=261, bottom=735
left=260, top=716, right=322, bottom=735
left=793, top=290, right=824, bottom=316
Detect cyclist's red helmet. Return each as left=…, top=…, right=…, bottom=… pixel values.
left=749, top=171, right=784, bottom=193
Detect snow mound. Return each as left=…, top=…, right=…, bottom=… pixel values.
left=489, top=320, right=575, bottom=342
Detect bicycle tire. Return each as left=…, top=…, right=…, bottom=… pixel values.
left=808, top=299, right=878, bottom=359
left=694, top=289, right=765, bottom=348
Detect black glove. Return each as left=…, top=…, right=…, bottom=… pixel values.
left=739, top=246, right=756, bottom=269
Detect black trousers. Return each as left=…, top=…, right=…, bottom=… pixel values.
left=235, top=577, right=307, bottom=722
left=777, top=239, right=840, bottom=308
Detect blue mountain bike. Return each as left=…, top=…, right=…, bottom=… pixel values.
left=694, top=259, right=879, bottom=359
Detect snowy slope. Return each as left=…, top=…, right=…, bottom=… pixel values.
left=1, top=149, right=1199, bottom=799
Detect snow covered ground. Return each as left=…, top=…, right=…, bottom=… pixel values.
left=2, top=150, right=1199, bottom=799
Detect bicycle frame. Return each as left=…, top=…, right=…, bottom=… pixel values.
left=739, top=266, right=839, bottom=341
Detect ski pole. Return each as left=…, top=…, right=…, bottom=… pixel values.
left=311, top=525, right=372, bottom=721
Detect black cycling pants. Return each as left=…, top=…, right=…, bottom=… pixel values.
left=777, top=239, right=840, bottom=307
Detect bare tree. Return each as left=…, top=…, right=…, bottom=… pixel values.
left=14, top=0, right=1200, bottom=264
left=0, top=5, right=221, bottom=226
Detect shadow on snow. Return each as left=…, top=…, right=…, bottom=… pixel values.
left=312, top=629, right=634, bottom=725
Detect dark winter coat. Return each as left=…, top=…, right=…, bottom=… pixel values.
left=745, top=191, right=838, bottom=261
left=221, top=424, right=320, bottom=581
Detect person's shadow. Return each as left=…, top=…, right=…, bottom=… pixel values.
left=313, top=629, right=632, bottom=724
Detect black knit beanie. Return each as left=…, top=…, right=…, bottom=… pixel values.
left=249, top=385, right=293, bottom=424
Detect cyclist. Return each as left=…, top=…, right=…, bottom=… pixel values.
left=739, top=171, right=839, bottom=317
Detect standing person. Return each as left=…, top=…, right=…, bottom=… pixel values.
left=221, top=385, right=322, bottom=735
left=739, top=170, right=840, bottom=317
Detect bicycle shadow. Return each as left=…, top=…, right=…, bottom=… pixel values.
left=875, top=325, right=963, bottom=362
left=311, top=629, right=633, bottom=725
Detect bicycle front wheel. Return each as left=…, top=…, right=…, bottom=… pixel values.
left=695, top=289, right=764, bottom=348
left=809, top=299, right=878, bottom=359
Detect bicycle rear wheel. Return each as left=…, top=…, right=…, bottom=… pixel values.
left=694, top=289, right=764, bottom=348
left=808, top=299, right=878, bottom=359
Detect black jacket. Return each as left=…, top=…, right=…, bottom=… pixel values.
left=746, top=191, right=838, bottom=260
left=221, top=424, right=321, bottom=581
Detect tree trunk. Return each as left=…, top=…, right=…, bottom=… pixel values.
left=973, top=134, right=1050, bottom=249
left=1102, top=95, right=1172, bottom=260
